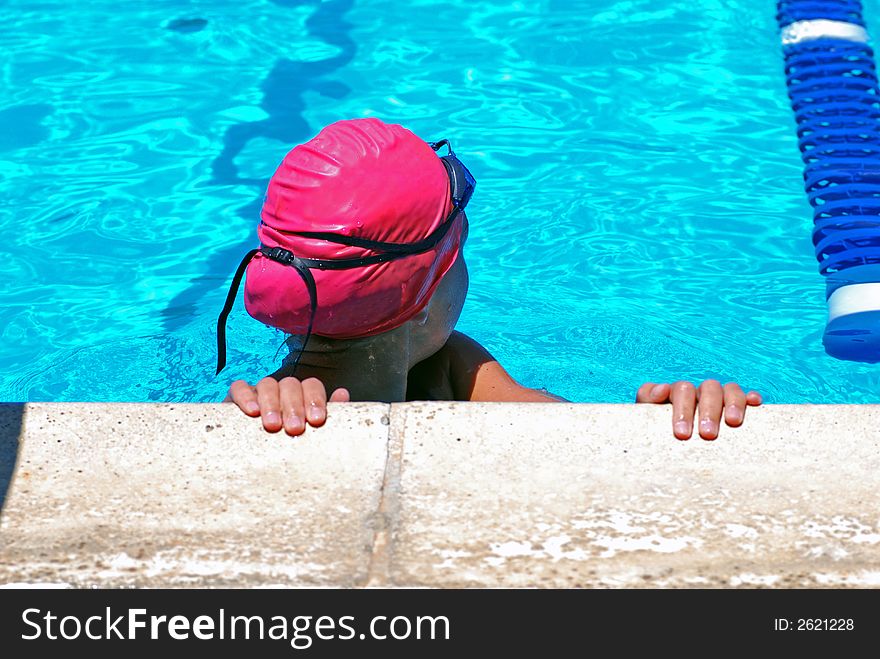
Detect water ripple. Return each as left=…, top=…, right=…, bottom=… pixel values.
left=1, top=0, right=878, bottom=402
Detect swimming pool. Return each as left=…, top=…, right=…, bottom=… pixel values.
left=2, top=0, right=878, bottom=404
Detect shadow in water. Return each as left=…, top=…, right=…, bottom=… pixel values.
left=0, top=404, right=24, bottom=516
left=161, top=0, right=356, bottom=334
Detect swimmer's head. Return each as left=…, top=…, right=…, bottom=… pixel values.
left=215, top=118, right=475, bottom=374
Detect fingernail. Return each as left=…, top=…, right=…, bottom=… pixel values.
left=264, top=411, right=281, bottom=425
left=651, top=385, right=663, bottom=397
left=726, top=405, right=742, bottom=423
left=674, top=421, right=689, bottom=437
left=246, top=401, right=259, bottom=414
left=700, top=419, right=717, bottom=437
left=286, top=414, right=303, bottom=431
left=307, top=403, right=322, bottom=423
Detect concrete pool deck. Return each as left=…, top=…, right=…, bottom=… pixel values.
left=0, top=402, right=878, bottom=588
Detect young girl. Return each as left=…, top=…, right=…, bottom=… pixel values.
left=220, top=118, right=762, bottom=439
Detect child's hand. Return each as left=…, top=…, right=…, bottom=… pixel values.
left=635, top=380, right=762, bottom=440
left=224, top=377, right=351, bottom=436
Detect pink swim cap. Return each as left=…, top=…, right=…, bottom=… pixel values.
left=243, top=118, right=461, bottom=339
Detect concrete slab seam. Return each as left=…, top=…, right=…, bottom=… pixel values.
left=364, top=404, right=404, bottom=587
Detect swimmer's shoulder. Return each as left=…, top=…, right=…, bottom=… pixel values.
left=407, top=331, right=567, bottom=402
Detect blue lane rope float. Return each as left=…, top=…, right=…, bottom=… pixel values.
left=778, top=0, right=880, bottom=362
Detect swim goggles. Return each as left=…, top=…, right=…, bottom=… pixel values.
left=216, top=139, right=476, bottom=374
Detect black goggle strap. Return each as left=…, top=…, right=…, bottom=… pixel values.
left=215, top=247, right=319, bottom=376
left=277, top=251, right=318, bottom=377
left=216, top=248, right=259, bottom=374
left=428, top=139, right=452, bottom=154
left=266, top=201, right=460, bottom=255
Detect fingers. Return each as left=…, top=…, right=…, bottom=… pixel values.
left=722, top=382, right=747, bottom=427
left=279, top=377, right=306, bottom=436
left=228, top=380, right=260, bottom=416
left=329, top=388, right=351, bottom=403
left=656, top=379, right=763, bottom=441
left=670, top=381, right=697, bottom=440
left=301, top=377, right=328, bottom=428
left=230, top=378, right=350, bottom=436
left=696, top=379, right=723, bottom=440
left=256, top=377, right=284, bottom=432
left=635, top=382, right=671, bottom=404
left=636, top=382, right=654, bottom=403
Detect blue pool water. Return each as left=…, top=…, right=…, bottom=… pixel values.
left=2, top=0, right=879, bottom=404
